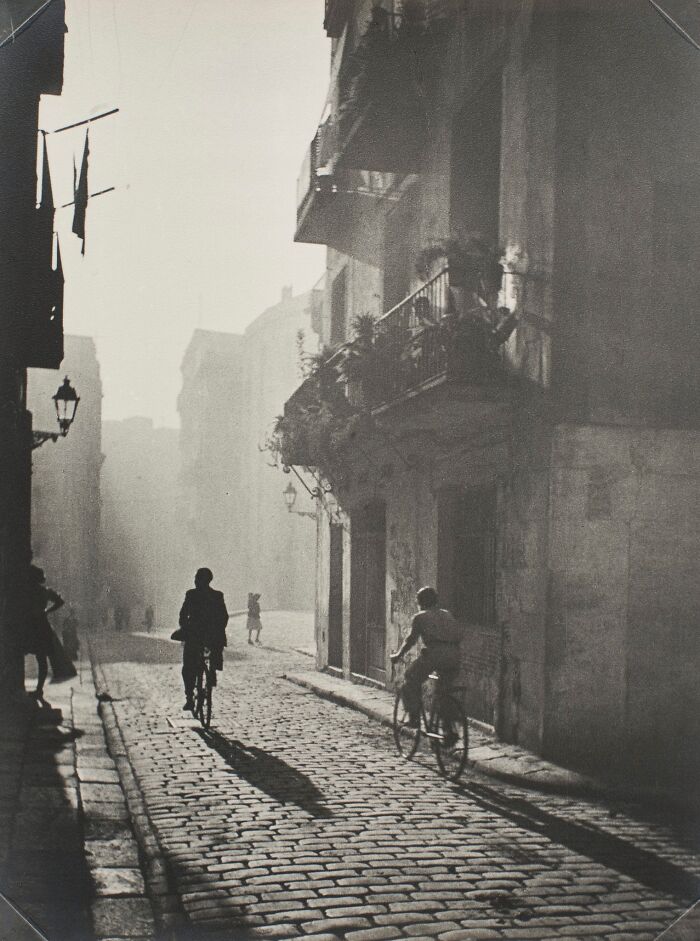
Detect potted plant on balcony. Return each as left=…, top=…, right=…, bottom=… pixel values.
left=415, top=234, right=504, bottom=299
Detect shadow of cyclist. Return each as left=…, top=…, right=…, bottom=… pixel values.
left=196, top=728, right=333, bottom=819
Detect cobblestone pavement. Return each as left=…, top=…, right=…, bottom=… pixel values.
left=94, top=615, right=700, bottom=941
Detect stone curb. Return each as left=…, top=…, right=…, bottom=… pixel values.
left=283, top=671, right=697, bottom=813
left=89, top=646, right=189, bottom=940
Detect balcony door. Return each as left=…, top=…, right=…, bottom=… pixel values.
left=450, top=73, right=502, bottom=245
left=328, top=522, right=343, bottom=670
left=350, top=503, right=387, bottom=683
left=383, top=184, right=420, bottom=311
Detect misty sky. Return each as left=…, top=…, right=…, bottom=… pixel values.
left=38, top=1, right=328, bottom=426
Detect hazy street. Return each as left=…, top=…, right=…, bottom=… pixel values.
left=91, top=613, right=699, bottom=941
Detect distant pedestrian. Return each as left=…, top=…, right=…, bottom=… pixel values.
left=62, top=608, right=80, bottom=662
left=144, top=605, right=154, bottom=633
left=114, top=604, right=127, bottom=632
left=247, top=593, right=262, bottom=646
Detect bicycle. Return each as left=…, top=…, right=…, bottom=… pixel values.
left=193, top=645, right=215, bottom=729
left=392, top=670, right=469, bottom=781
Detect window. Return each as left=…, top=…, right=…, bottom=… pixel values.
left=438, top=486, right=497, bottom=626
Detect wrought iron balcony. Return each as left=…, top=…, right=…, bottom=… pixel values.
left=339, top=267, right=513, bottom=411
left=295, top=117, right=394, bottom=248
left=295, top=119, right=338, bottom=245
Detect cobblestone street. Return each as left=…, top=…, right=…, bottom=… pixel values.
left=93, top=614, right=700, bottom=941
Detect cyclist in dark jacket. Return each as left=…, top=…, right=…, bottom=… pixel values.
left=178, top=568, right=229, bottom=711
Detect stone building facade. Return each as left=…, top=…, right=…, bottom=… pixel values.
left=284, top=0, right=700, bottom=788
left=29, top=335, right=103, bottom=627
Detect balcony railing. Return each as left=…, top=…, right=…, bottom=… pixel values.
left=279, top=267, right=513, bottom=463
left=296, top=118, right=337, bottom=223
left=363, top=268, right=452, bottom=406
left=342, top=267, right=510, bottom=410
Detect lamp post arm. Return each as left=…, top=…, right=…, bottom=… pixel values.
left=32, top=430, right=60, bottom=450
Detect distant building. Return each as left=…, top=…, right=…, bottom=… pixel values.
left=177, top=290, right=320, bottom=615
left=101, top=417, right=182, bottom=632
left=241, top=286, right=321, bottom=611
left=29, top=335, right=102, bottom=626
left=178, top=331, right=247, bottom=606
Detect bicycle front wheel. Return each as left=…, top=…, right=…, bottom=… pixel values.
left=393, top=693, right=420, bottom=759
left=432, top=695, right=468, bottom=782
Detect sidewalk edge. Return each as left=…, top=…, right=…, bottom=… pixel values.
left=283, top=671, right=697, bottom=812
left=88, top=645, right=189, bottom=940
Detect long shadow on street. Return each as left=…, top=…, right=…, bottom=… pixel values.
left=196, top=728, right=333, bottom=819
left=458, top=778, right=700, bottom=902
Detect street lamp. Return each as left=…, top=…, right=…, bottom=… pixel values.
left=32, top=376, right=80, bottom=449
left=283, top=481, right=316, bottom=520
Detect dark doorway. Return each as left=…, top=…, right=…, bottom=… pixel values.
left=438, top=486, right=498, bottom=724
left=328, top=522, right=343, bottom=670
left=450, top=73, right=502, bottom=244
left=383, top=184, right=420, bottom=311
left=437, top=486, right=497, bottom=625
left=330, top=267, right=347, bottom=346
left=350, top=503, right=386, bottom=683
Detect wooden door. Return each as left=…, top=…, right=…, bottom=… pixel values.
left=350, top=503, right=387, bottom=682
left=328, top=522, right=343, bottom=669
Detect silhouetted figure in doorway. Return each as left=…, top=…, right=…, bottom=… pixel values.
left=24, top=566, right=72, bottom=698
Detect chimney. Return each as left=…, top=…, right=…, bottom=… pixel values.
left=281, top=286, right=293, bottom=303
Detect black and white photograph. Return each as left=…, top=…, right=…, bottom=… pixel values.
left=0, top=1, right=699, bottom=939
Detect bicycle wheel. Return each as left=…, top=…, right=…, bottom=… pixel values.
left=393, top=693, right=420, bottom=758
left=432, top=694, right=468, bottom=782
left=201, top=667, right=213, bottom=729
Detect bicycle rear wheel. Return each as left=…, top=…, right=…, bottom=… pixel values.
left=432, top=694, right=468, bottom=781
left=393, top=693, right=420, bottom=759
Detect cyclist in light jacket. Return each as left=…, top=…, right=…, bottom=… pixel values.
left=390, top=586, right=461, bottom=729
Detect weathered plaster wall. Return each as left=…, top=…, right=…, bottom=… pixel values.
left=545, top=424, right=700, bottom=783
left=496, top=407, right=551, bottom=750
left=553, top=2, right=700, bottom=426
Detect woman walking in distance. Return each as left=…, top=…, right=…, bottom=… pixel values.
left=247, top=593, right=262, bottom=645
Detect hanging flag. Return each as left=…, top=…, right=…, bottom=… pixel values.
left=72, top=129, right=89, bottom=254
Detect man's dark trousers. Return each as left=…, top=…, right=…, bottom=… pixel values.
left=182, top=641, right=200, bottom=700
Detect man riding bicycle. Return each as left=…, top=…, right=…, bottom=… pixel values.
left=390, top=587, right=462, bottom=740
left=178, top=568, right=229, bottom=711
